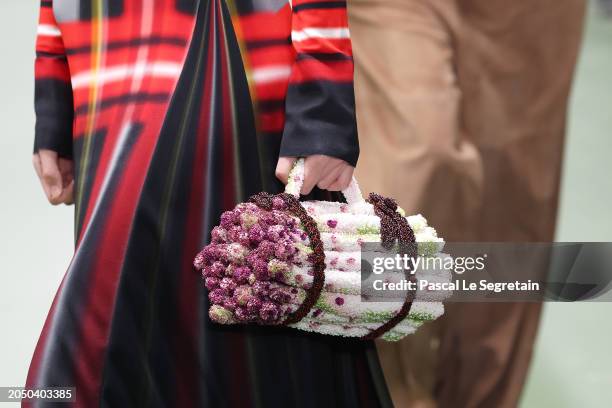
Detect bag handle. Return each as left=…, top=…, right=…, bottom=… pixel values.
left=284, top=158, right=365, bottom=205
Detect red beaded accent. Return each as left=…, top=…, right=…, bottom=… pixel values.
left=362, top=193, right=418, bottom=340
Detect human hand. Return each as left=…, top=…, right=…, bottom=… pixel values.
left=32, top=149, right=74, bottom=205
left=275, top=155, right=354, bottom=195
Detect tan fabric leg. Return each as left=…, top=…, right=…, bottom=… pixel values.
left=349, top=2, right=471, bottom=406
left=349, top=0, right=483, bottom=244
left=454, top=0, right=587, bottom=243
left=435, top=303, right=543, bottom=408
left=348, top=0, right=586, bottom=406
left=434, top=2, right=586, bottom=407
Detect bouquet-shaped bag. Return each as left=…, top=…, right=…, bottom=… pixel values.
left=194, top=159, right=451, bottom=341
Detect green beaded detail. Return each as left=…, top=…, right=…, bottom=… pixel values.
left=314, top=298, right=335, bottom=314
left=417, top=241, right=440, bottom=257
left=409, top=311, right=435, bottom=321
left=362, top=310, right=395, bottom=323
left=381, top=331, right=404, bottom=342
left=356, top=225, right=380, bottom=235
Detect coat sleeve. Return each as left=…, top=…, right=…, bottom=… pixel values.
left=34, top=0, right=74, bottom=158
left=279, top=0, right=359, bottom=166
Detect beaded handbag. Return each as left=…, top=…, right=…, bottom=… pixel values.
left=193, top=159, right=450, bottom=341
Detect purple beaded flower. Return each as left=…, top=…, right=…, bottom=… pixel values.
left=195, top=198, right=318, bottom=326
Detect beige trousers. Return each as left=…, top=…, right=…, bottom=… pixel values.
left=348, top=0, right=586, bottom=406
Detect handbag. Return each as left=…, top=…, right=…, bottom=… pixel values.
left=194, top=159, right=451, bottom=341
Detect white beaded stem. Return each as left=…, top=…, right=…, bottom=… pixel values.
left=284, top=158, right=365, bottom=204
left=284, top=158, right=305, bottom=197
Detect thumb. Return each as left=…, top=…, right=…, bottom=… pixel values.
left=275, top=156, right=297, bottom=184
left=39, top=150, right=63, bottom=204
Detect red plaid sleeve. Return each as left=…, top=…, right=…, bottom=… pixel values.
left=34, top=0, right=74, bottom=158
left=279, top=0, right=359, bottom=166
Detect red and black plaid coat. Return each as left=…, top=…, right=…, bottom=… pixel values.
left=28, top=1, right=389, bottom=407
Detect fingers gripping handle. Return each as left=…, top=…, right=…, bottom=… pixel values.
left=284, top=158, right=365, bottom=205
